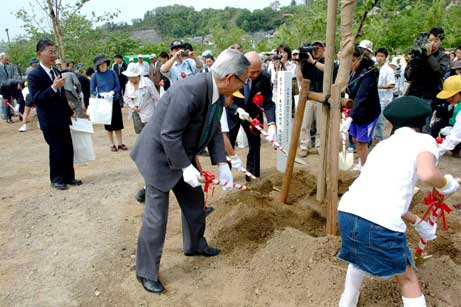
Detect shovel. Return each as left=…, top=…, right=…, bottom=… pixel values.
left=339, top=128, right=354, bottom=171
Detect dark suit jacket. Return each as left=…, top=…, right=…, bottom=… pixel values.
left=112, top=62, right=128, bottom=91
left=226, top=71, right=276, bottom=131
left=131, top=72, right=226, bottom=192
left=27, top=65, right=72, bottom=130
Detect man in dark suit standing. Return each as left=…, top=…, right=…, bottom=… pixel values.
left=130, top=49, right=250, bottom=294
left=112, top=54, right=127, bottom=106
left=27, top=39, right=82, bottom=190
left=226, top=51, right=277, bottom=180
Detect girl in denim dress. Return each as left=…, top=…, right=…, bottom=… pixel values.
left=337, top=96, right=459, bottom=307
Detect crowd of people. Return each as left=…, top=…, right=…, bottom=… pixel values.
left=2, top=25, right=461, bottom=306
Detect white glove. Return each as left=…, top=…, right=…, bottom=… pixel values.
left=412, top=217, right=437, bottom=241
left=436, top=174, right=459, bottom=195
left=228, top=155, right=243, bottom=172
left=266, top=124, right=277, bottom=142
left=236, top=107, right=251, bottom=122
left=182, top=164, right=202, bottom=188
left=439, top=126, right=452, bottom=137
left=218, top=163, right=233, bottom=191
left=340, top=117, right=353, bottom=132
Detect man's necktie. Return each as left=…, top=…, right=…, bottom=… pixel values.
left=50, top=69, right=56, bottom=81
left=198, top=96, right=223, bottom=150
left=244, top=82, right=250, bottom=105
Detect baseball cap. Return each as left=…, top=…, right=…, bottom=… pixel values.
left=453, top=60, right=461, bottom=70
left=312, top=41, right=325, bottom=48
left=437, top=75, right=461, bottom=99
left=150, top=53, right=157, bottom=59
left=292, top=49, right=300, bottom=55
left=137, top=54, right=143, bottom=58
left=55, top=59, right=62, bottom=65
left=30, top=57, right=39, bottom=64
left=170, top=40, right=185, bottom=50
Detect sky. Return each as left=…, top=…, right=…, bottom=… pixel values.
left=0, top=0, right=294, bottom=41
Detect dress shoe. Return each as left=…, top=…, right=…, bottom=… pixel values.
left=137, top=277, right=165, bottom=294
left=67, top=179, right=82, bottom=186
left=135, top=188, right=146, bottom=203
left=185, top=246, right=220, bottom=257
left=51, top=182, right=68, bottom=190
left=205, top=206, right=214, bottom=217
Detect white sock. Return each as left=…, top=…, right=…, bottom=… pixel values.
left=402, top=295, right=426, bottom=307
left=339, top=264, right=365, bottom=307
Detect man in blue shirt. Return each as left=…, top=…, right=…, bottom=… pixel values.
left=160, top=40, right=203, bottom=86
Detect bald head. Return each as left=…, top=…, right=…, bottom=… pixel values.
left=244, top=51, right=262, bottom=80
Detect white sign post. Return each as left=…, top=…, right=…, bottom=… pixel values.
left=275, top=71, right=292, bottom=172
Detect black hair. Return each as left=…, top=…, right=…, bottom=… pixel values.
left=429, top=27, right=445, bottom=40
left=36, top=39, right=55, bottom=52
left=229, top=43, right=243, bottom=51
left=159, top=51, right=169, bottom=59
left=456, top=46, right=461, bottom=51
left=114, top=54, right=123, bottom=59
left=278, top=44, right=292, bottom=60
left=375, top=47, right=388, bottom=57
left=204, top=55, right=215, bottom=61
left=184, top=43, right=193, bottom=51
left=85, top=67, right=95, bottom=76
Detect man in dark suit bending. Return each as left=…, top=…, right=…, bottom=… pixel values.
left=130, top=49, right=250, bottom=294
left=27, top=39, right=82, bottom=190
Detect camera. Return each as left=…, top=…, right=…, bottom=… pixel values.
left=272, top=55, right=282, bottom=61
left=181, top=50, right=190, bottom=57
left=409, top=32, right=429, bottom=58
left=299, top=45, right=318, bottom=61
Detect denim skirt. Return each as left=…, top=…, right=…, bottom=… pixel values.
left=337, top=211, right=415, bottom=278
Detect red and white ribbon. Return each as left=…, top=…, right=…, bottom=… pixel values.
left=226, top=157, right=257, bottom=180
left=202, top=171, right=249, bottom=191
left=249, top=117, right=287, bottom=155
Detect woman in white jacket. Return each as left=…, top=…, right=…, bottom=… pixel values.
left=123, top=63, right=160, bottom=134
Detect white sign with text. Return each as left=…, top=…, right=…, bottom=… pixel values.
left=275, top=71, right=292, bottom=172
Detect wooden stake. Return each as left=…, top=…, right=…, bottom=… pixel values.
left=326, top=84, right=341, bottom=235
left=280, top=80, right=310, bottom=204
left=317, top=0, right=338, bottom=203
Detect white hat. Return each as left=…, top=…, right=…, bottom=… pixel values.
left=358, top=39, right=373, bottom=53
left=292, top=49, right=300, bottom=54
left=122, top=63, right=141, bottom=77
left=202, top=50, right=212, bottom=57
left=389, top=57, right=401, bottom=68
left=150, top=53, right=157, bottom=59
left=129, top=57, right=134, bottom=62
left=137, top=54, right=143, bottom=58
left=55, top=59, right=62, bottom=65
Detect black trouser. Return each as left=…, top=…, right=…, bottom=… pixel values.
left=42, top=128, right=75, bottom=184
left=228, top=121, right=261, bottom=177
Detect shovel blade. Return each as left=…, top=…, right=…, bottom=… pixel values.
left=339, top=151, right=354, bottom=171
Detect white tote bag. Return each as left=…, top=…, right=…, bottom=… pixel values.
left=88, top=97, right=113, bottom=125
left=70, top=118, right=96, bottom=164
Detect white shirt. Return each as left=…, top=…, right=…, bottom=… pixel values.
left=338, top=127, right=438, bottom=232
left=136, top=61, right=150, bottom=76
left=220, top=107, right=229, bottom=133
left=40, top=62, right=58, bottom=92
left=377, top=62, right=396, bottom=105
left=123, top=76, right=160, bottom=123
left=439, top=109, right=461, bottom=156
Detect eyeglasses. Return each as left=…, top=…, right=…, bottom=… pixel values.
left=233, top=74, right=248, bottom=85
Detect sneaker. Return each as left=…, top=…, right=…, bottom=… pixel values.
left=18, top=123, right=28, bottom=132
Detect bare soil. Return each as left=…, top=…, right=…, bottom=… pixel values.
left=1, top=111, right=461, bottom=307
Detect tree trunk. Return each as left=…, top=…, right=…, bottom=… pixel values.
left=46, top=0, right=66, bottom=64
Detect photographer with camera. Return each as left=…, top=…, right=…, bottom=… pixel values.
left=160, top=40, right=203, bottom=86
left=405, top=27, right=451, bottom=136
left=297, top=41, right=337, bottom=156
left=269, top=45, right=297, bottom=86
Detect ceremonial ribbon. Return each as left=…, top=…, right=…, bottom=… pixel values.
left=249, top=116, right=266, bottom=135
left=422, top=191, right=452, bottom=230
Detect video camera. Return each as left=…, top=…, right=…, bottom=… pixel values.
left=298, top=44, right=318, bottom=61
left=409, top=32, right=429, bottom=58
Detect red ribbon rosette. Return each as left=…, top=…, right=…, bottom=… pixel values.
left=252, top=93, right=264, bottom=112
left=159, top=80, right=164, bottom=87
left=422, top=191, right=452, bottom=230
left=201, top=171, right=216, bottom=209
left=435, top=136, right=444, bottom=146
left=181, top=72, right=187, bottom=79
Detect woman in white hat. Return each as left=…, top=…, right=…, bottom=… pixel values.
left=123, top=63, right=160, bottom=134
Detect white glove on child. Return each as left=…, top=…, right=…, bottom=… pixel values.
left=412, top=216, right=437, bottom=241
left=182, top=164, right=202, bottom=188
left=436, top=174, right=459, bottom=195
left=266, top=124, right=277, bottom=142
left=228, top=155, right=243, bottom=172
left=236, top=107, right=251, bottom=122
left=439, top=126, right=452, bottom=137
left=218, top=163, right=233, bottom=191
